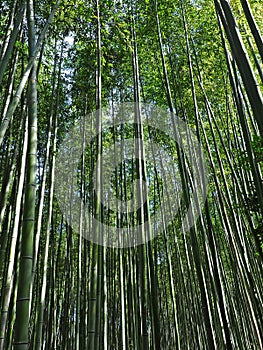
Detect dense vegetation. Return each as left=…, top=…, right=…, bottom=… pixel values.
left=0, top=0, right=263, bottom=349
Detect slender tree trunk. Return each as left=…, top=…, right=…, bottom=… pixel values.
left=215, top=0, right=263, bottom=137
left=14, top=1, right=37, bottom=347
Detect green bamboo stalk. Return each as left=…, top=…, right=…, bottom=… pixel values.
left=0, top=0, right=61, bottom=147
left=13, top=1, right=37, bottom=347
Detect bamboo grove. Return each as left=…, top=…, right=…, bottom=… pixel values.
left=0, top=0, right=263, bottom=349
